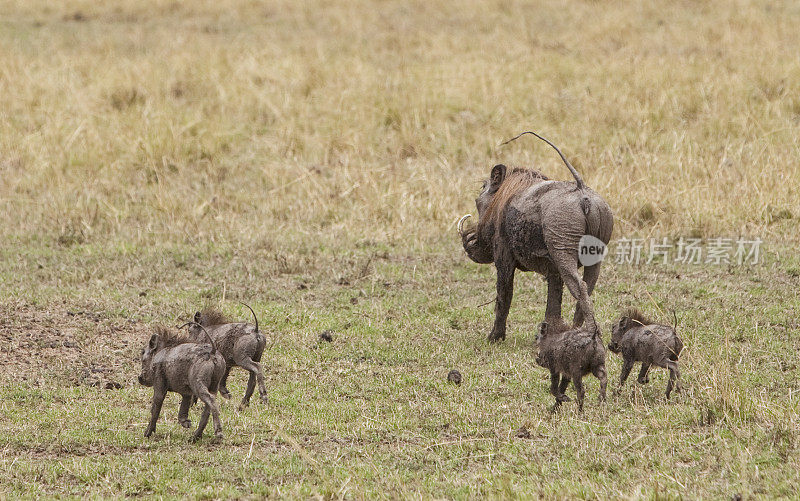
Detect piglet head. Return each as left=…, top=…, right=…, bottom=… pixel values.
left=608, top=317, right=630, bottom=353
left=137, top=333, right=160, bottom=386
left=184, top=312, right=203, bottom=337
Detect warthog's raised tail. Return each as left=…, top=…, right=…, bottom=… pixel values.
left=240, top=302, right=259, bottom=333
left=501, top=131, right=585, bottom=190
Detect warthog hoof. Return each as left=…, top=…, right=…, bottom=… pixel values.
left=237, top=401, right=249, bottom=412
left=179, top=419, right=192, bottom=429
left=487, top=330, right=506, bottom=343
left=220, top=391, right=232, bottom=400
left=556, top=394, right=571, bottom=403
left=637, top=376, right=650, bottom=385
left=260, top=394, right=269, bottom=404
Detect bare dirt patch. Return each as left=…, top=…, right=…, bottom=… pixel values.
left=0, top=299, right=146, bottom=387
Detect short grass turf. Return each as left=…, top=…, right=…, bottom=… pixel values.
left=1, top=240, right=798, bottom=498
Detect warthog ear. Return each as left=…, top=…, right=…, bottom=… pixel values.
left=193, top=311, right=201, bottom=323
left=489, top=164, right=507, bottom=191
left=148, top=334, right=159, bottom=349
left=538, top=322, right=548, bottom=338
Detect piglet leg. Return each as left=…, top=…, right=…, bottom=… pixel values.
left=637, top=363, right=651, bottom=385
left=219, top=367, right=232, bottom=400
left=237, top=358, right=268, bottom=410
left=665, top=360, right=681, bottom=399
left=557, top=376, right=571, bottom=402
left=617, top=359, right=634, bottom=394
left=549, top=370, right=560, bottom=399
left=594, top=366, right=607, bottom=403
left=178, top=395, right=193, bottom=428
left=573, top=377, right=585, bottom=412
left=145, top=387, right=166, bottom=438
left=191, top=404, right=211, bottom=443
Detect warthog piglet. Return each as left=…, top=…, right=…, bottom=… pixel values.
left=138, top=325, right=225, bottom=442
left=608, top=308, right=683, bottom=399
left=535, top=318, right=607, bottom=411
left=188, top=304, right=268, bottom=411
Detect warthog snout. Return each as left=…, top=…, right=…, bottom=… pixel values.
left=458, top=213, right=493, bottom=264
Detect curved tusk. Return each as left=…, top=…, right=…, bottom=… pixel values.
left=457, top=214, right=472, bottom=235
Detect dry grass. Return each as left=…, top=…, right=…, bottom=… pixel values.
left=1, top=0, right=798, bottom=249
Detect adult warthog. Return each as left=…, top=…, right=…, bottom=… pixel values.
left=459, top=132, right=613, bottom=342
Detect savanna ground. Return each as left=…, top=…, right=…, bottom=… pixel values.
left=1, top=0, right=799, bottom=498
